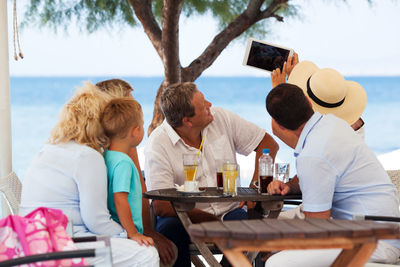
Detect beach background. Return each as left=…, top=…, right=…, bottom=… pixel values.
left=10, top=76, right=400, bottom=185
left=6, top=0, right=400, bottom=185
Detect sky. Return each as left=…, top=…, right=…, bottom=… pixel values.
left=7, top=0, right=400, bottom=77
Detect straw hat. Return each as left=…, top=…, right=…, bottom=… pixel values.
left=287, top=61, right=367, bottom=125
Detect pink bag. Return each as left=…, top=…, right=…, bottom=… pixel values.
left=0, top=207, right=86, bottom=266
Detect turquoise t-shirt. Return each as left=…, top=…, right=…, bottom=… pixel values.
left=104, top=149, right=143, bottom=235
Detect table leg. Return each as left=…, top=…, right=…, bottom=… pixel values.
left=172, top=202, right=221, bottom=267
left=217, top=248, right=252, bottom=267
left=331, top=242, right=377, bottom=267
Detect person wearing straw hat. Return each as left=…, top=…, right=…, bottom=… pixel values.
left=267, top=59, right=368, bottom=221
left=144, top=82, right=279, bottom=266
left=264, top=83, right=400, bottom=266
left=271, top=58, right=367, bottom=138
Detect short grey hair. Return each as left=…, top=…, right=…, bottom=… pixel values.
left=160, top=82, right=198, bottom=128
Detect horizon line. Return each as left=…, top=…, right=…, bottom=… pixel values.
left=9, top=74, right=400, bottom=79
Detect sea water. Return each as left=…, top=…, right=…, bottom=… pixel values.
left=9, top=76, right=400, bottom=181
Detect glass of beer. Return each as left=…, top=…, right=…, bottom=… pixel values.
left=183, top=153, right=198, bottom=181
left=222, top=163, right=239, bottom=196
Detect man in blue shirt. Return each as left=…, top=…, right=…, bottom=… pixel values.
left=264, top=83, right=400, bottom=266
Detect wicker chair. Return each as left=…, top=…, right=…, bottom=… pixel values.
left=0, top=171, right=22, bottom=216
left=388, top=170, right=400, bottom=199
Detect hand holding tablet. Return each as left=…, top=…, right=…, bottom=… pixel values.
left=243, top=38, right=294, bottom=72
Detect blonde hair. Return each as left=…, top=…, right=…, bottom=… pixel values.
left=96, top=79, right=133, bottom=98
left=49, top=82, right=112, bottom=153
left=101, top=98, right=143, bottom=139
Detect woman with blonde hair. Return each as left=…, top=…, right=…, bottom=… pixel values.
left=20, top=82, right=159, bottom=266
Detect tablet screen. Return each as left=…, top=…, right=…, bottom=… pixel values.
left=245, top=40, right=291, bottom=72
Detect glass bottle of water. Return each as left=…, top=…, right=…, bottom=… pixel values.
left=258, top=149, right=273, bottom=194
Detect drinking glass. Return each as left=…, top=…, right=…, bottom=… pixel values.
left=183, top=153, right=198, bottom=181
left=215, top=159, right=225, bottom=190
left=222, top=163, right=239, bottom=196
left=274, top=163, right=290, bottom=183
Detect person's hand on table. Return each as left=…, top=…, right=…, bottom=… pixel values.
left=267, top=180, right=290, bottom=195
left=151, top=231, right=176, bottom=265
left=286, top=52, right=299, bottom=77
left=271, top=62, right=287, bottom=88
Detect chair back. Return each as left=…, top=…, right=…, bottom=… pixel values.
left=388, top=170, right=400, bottom=200
left=0, top=171, right=22, bottom=215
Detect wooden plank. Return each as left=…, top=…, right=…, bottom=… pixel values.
left=284, top=219, right=329, bottom=238
left=202, top=221, right=231, bottom=238
left=354, top=220, right=400, bottom=236
left=305, top=218, right=353, bottom=237
left=242, top=220, right=281, bottom=240
left=222, top=221, right=256, bottom=240
left=262, top=219, right=305, bottom=238
left=329, top=219, right=373, bottom=237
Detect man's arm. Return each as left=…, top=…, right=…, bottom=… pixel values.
left=304, top=210, right=331, bottom=219
left=251, top=133, right=279, bottom=186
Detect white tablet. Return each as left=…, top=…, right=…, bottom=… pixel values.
left=243, top=38, right=294, bottom=72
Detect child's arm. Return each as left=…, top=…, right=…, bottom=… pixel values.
left=114, top=192, right=154, bottom=246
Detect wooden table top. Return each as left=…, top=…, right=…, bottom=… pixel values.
left=188, top=218, right=400, bottom=241
left=143, top=187, right=302, bottom=203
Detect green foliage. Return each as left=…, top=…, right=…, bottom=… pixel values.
left=180, top=0, right=298, bottom=40
left=22, top=0, right=298, bottom=38
left=22, top=0, right=136, bottom=33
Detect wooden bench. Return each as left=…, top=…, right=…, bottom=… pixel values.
left=188, top=218, right=400, bottom=267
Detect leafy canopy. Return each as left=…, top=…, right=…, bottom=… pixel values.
left=22, top=0, right=297, bottom=39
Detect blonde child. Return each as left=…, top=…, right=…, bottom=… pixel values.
left=101, top=97, right=153, bottom=246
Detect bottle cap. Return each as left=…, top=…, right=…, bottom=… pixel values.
left=262, top=149, right=270, bottom=154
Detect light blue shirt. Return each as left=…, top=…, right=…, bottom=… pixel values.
left=104, top=149, right=143, bottom=235
left=20, top=141, right=126, bottom=237
left=295, top=113, right=399, bottom=220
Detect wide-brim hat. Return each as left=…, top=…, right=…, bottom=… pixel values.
left=287, top=61, right=367, bottom=125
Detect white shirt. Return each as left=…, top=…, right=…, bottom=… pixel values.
left=145, top=107, right=266, bottom=216
left=295, top=113, right=399, bottom=219
left=295, top=112, right=400, bottom=249
left=20, top=141, right=126, bottom=237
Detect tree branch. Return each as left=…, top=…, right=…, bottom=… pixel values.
left=162, top=0, right=183, bottom=84
left=181, top=0, right=263, bottom=81
left=258, top=0, right=288, bottom=21
left=128, top=0, right=163, bottom=59
left=181, top=0, right=289, bottom=81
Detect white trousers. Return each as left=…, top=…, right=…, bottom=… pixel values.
left=265, top=206, right=400, bottom=266
left=265, top=241, right=400, bottom=267
left=76, top=237, right=160, bottom=267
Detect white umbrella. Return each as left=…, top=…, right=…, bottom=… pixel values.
left=0, top=0, right=13, bottom=214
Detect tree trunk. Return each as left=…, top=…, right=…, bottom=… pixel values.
left=147, top=81, right=168, bottom=135
left=140, top=0, right=289, bottom=136
left=147, top=0, right=182, bottom=136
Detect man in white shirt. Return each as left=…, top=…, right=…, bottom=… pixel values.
left=145, top=82, right=278, bottom=266
left=265, top=83, right=400, bottom=266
